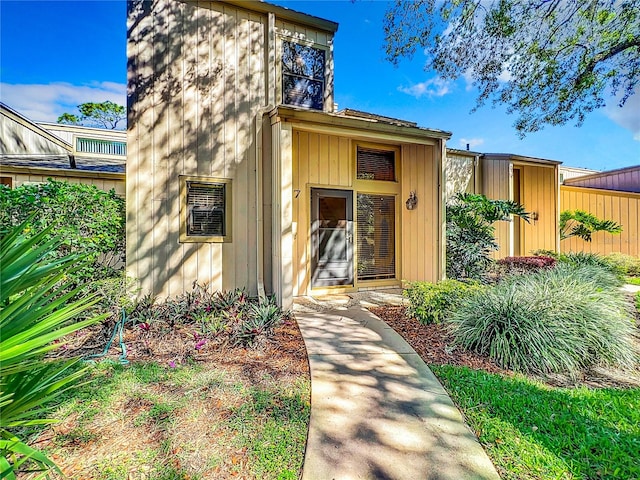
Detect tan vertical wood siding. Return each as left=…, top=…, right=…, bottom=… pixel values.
left=482, top=159, right=558, bottom=257
left=127, top=0, right=266, bottom=298
left=274, top=21, right=334, bottom=112
left=560, top=186, right=639, bottom=257
left=291, top=129, right=352, bottom=295
left=519, top=164, right=558, bottom=255
left=401, top=144, right=439, bottom=283
left=481, top=158, right=511, bottom=258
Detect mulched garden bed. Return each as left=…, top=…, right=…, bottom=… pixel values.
left=370, top=305, right=640, bottom=389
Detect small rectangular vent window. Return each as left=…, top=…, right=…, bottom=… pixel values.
left=357, top=147, right=396, bottom=181
left=187, top=182, right=226, bottom=237
left=76, top=137, right=127, bottom=156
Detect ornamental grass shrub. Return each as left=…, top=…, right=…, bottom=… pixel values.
left=604, top=252, right=640, bottom=277
left=449, top=264, right=638, bottom=375
left=404, top=280, right=484, bottom=324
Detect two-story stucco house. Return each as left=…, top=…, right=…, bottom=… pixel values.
left=127, top=0, right=451, bottom=308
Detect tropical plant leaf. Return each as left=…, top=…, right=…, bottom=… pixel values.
left=0, top=220, right=103, bottom=475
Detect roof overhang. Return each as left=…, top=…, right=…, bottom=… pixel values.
left=447, top=147, right=483, bottom=157
left=563, top=164, right=640, bottom=184
left=0, top=163, right=125, bottom=179
left=482, top=153, right=562, bottom=167
left=220, top=0, right=338, bottom=33
left=1, top=103, right=72, bottom=153
left=270, top=106, right=451, bottom=145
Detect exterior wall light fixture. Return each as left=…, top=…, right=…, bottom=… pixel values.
left=405, top=191, right=417, bottom=210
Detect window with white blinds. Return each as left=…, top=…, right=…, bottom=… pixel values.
left=181, top=177, right=232, bottom=242
left=357, top=147, right=396, bottom=181
left=357, top=194, right=396, bottom=280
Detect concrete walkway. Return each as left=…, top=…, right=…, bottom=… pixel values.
left=295, top=293, right=500, bottom=480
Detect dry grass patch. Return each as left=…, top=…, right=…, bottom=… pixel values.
left=27, top=321, right=310, bottom=480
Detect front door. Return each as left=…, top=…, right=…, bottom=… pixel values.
left=311, top=189, right=353, bottom=287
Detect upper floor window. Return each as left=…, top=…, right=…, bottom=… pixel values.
left=282, top=41, right=325, bottom=110
left=76, top=137, right=127, bottom=156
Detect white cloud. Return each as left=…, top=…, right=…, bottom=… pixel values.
left=459, top=137, right=485, bottom=149
left=604, top=93, right=640, bottom=141
left=0, top=82, right=126, bottom=122
left=398, top=77, right=451, bottom=98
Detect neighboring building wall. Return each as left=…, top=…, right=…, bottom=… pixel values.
left=40, top=123, right=127, bottom=160
left=559, top=165, right=598, bottom=183
left=564, top=165, right=640, bottom=193
left=561, top=185, right=639, bottom=257
left=0, top=107, right=70, bottom=156
left=445, top=152, right=476, bottom=200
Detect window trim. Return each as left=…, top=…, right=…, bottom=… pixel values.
left=179, top=175, right=232, bottom=243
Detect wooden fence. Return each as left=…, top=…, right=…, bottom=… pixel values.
left=560, top=185, right=639, bottom=257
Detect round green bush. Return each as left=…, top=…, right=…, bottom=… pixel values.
left=449, top=264, right=638, bottom=375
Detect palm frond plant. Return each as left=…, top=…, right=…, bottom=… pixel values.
left=560, top=210, right=622, bottom=242
left=446, top=193, right=530, bottom=280
left=0, top=222, right=105, bottom=478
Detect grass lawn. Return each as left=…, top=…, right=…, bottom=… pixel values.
left=625, top=276, right=640, bottom=286
left=432, top=366, right=640, bottom=480
left=28, top=320, right=310, bottom=480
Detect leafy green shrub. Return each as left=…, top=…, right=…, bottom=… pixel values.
left=0, top=222, right=104, bottom=476
left=635, top=291, right=640, bottom=313
left=0, top=180, right=125, bottom=282
left=449, top=264, right=638, bottom=375
left=446, top=193, right=529, bottom=280
left=604, top=252, right=640, bottom=277
left=404, top=280, right=484, bottom=324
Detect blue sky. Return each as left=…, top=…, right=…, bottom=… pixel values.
left=1, top=0, right=638, bottom=170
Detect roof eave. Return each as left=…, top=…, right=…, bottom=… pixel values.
left=220, top=0, right=338, bottom=33
left=271, top=106, right=452, bottom=141
left=482, top=152, right=562, bottom=166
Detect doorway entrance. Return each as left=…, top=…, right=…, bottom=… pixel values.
left=311, top=188, right=354, bottom=287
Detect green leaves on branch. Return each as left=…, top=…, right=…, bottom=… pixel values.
left=56, top=100, right=125, bottom=130
left=0, top=179, right=125, bottom=284
left=560, top=210, right=622, bottom=242
left=0, top=222, right=105, bottom=476
left=384, top=1, right=640, bottom=135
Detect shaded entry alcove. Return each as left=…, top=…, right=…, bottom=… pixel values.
left=311, top=188, right=353, bottom=287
